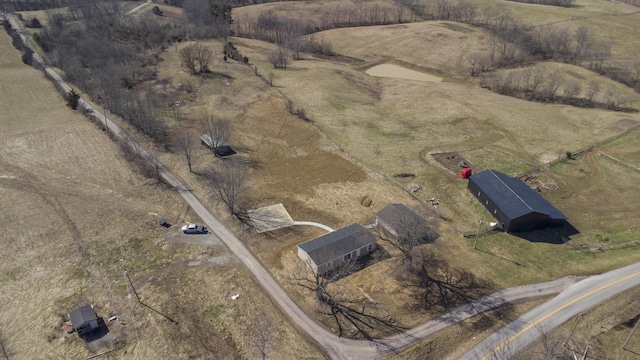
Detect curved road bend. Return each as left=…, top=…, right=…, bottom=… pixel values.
left=462, top=261, right=640, bottom=360
left=5, top=16, right=614, bottom=358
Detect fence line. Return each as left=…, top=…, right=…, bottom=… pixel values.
left=600, top=151, right=640, bottom=172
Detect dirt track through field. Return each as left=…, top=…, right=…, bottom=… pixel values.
left=0, top=159, right=90, bottom=264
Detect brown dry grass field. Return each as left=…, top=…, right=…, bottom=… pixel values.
left=0, top=29, right=321, bottom=360
left=6, top=0, right=640, bottom=358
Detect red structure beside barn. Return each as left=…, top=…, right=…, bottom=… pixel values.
left=461, top=167, right=473, bottom=179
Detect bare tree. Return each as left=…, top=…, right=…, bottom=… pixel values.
left=542, top=71, right=565, bottom=101
left=180, top=43, right=212, bottom=74
left=285, top=34, right=304, bottom=60
left=452, top=0, right=477, bottom=23
left=290, top=258, right=360, bottom=302
left=180, top=43, right=199, bottom=74
left=289, top=259, right=402, bottom=341
left=586, top=80, right=601, bottom=104
left=466, top=51, right=487, bottom=76
left=269, top=46, right=289, bottom=69
left=375, top=211, right=437, bottom=261
left=572, top=25, right=593, bottom=63
left=526, top=67, right=546, bottom=95
left=550, top=27, right=571, bottom=62
left=628, top=61, right=640, bottom=89
left=208, top=158, right=248, bottom=216
left=587, top=40, right=611, bottom=73
left=194, top=43, right=213, bottom=73
left=251, top=311, right=277, bottom=360
left=562, top=79, right=581, bottom=103
left=174, top=127, right=198, bottom=172
left=200, top=113, right=231, bottom=152
left=604, top=85, right=634, bottom=110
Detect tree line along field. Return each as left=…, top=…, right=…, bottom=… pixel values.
left=5, top=0, right=640, bottom=358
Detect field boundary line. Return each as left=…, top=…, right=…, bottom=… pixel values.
left=545, top=123, right=640, bottom=168
left=599, top=151, right=640, bottom=172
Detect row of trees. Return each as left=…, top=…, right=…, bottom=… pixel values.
left=232, top=2, right=409, bottom=41
left=480, top=67, right=636, bottom=110
left=0, top=0, right=73, bottom=11
left=32, top=0, right=232, bottom=144
left=230, top=0, right=634, bottom=97
left=182, top=0, right=232, bottom=39
left=407, top=0, right=640, bottom=96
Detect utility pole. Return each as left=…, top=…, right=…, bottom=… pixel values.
left=473, top=219, right=483, bottom=249
left=103, top=103, right=108, bottom=131
left=123, top=267, right=141, bottom=303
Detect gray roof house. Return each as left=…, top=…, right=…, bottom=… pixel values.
left=375, top=204, right=427, bottom=239
left=69, top=304, right=99, bottom=335
left=297, top=223, right=376, bottom=274
left=468, top=169, right=567, bottom=232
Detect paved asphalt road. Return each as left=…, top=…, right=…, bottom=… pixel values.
left=461, top=261, right=640, bottom=360
left=8, top=15, right=639, bottom=359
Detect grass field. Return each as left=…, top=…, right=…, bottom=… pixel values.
left=6, top=0, right=640, bottom=357
left=0, top=28, right=321, bottom=360
left=220, top=0, right=640, bottom=354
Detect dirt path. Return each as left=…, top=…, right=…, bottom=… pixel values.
left=126, top=0, right=151, bottom=15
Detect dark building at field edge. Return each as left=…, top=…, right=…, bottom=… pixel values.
left=468, top=169, right=567, bottom=232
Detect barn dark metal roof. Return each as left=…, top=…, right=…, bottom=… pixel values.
left=469, top=170, right=566, bottom=221
left=298, top=223, right=376, bottom=265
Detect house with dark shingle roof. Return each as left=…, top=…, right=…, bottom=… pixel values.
left=297, top=223, right=376, bottom=274
left=467, top=170, right=567, bottom=232
left=375, top=204, right=427, bottom=239
left=69, top=304, right=99, bottom=335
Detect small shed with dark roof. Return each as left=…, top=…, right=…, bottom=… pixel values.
left=69, top=304, right=99, bottom=334
left=375, top=204, right=427, bottom=239
left=468, top=169, right=567, bottom=232
left=297, top=223, right=376, bottom=274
